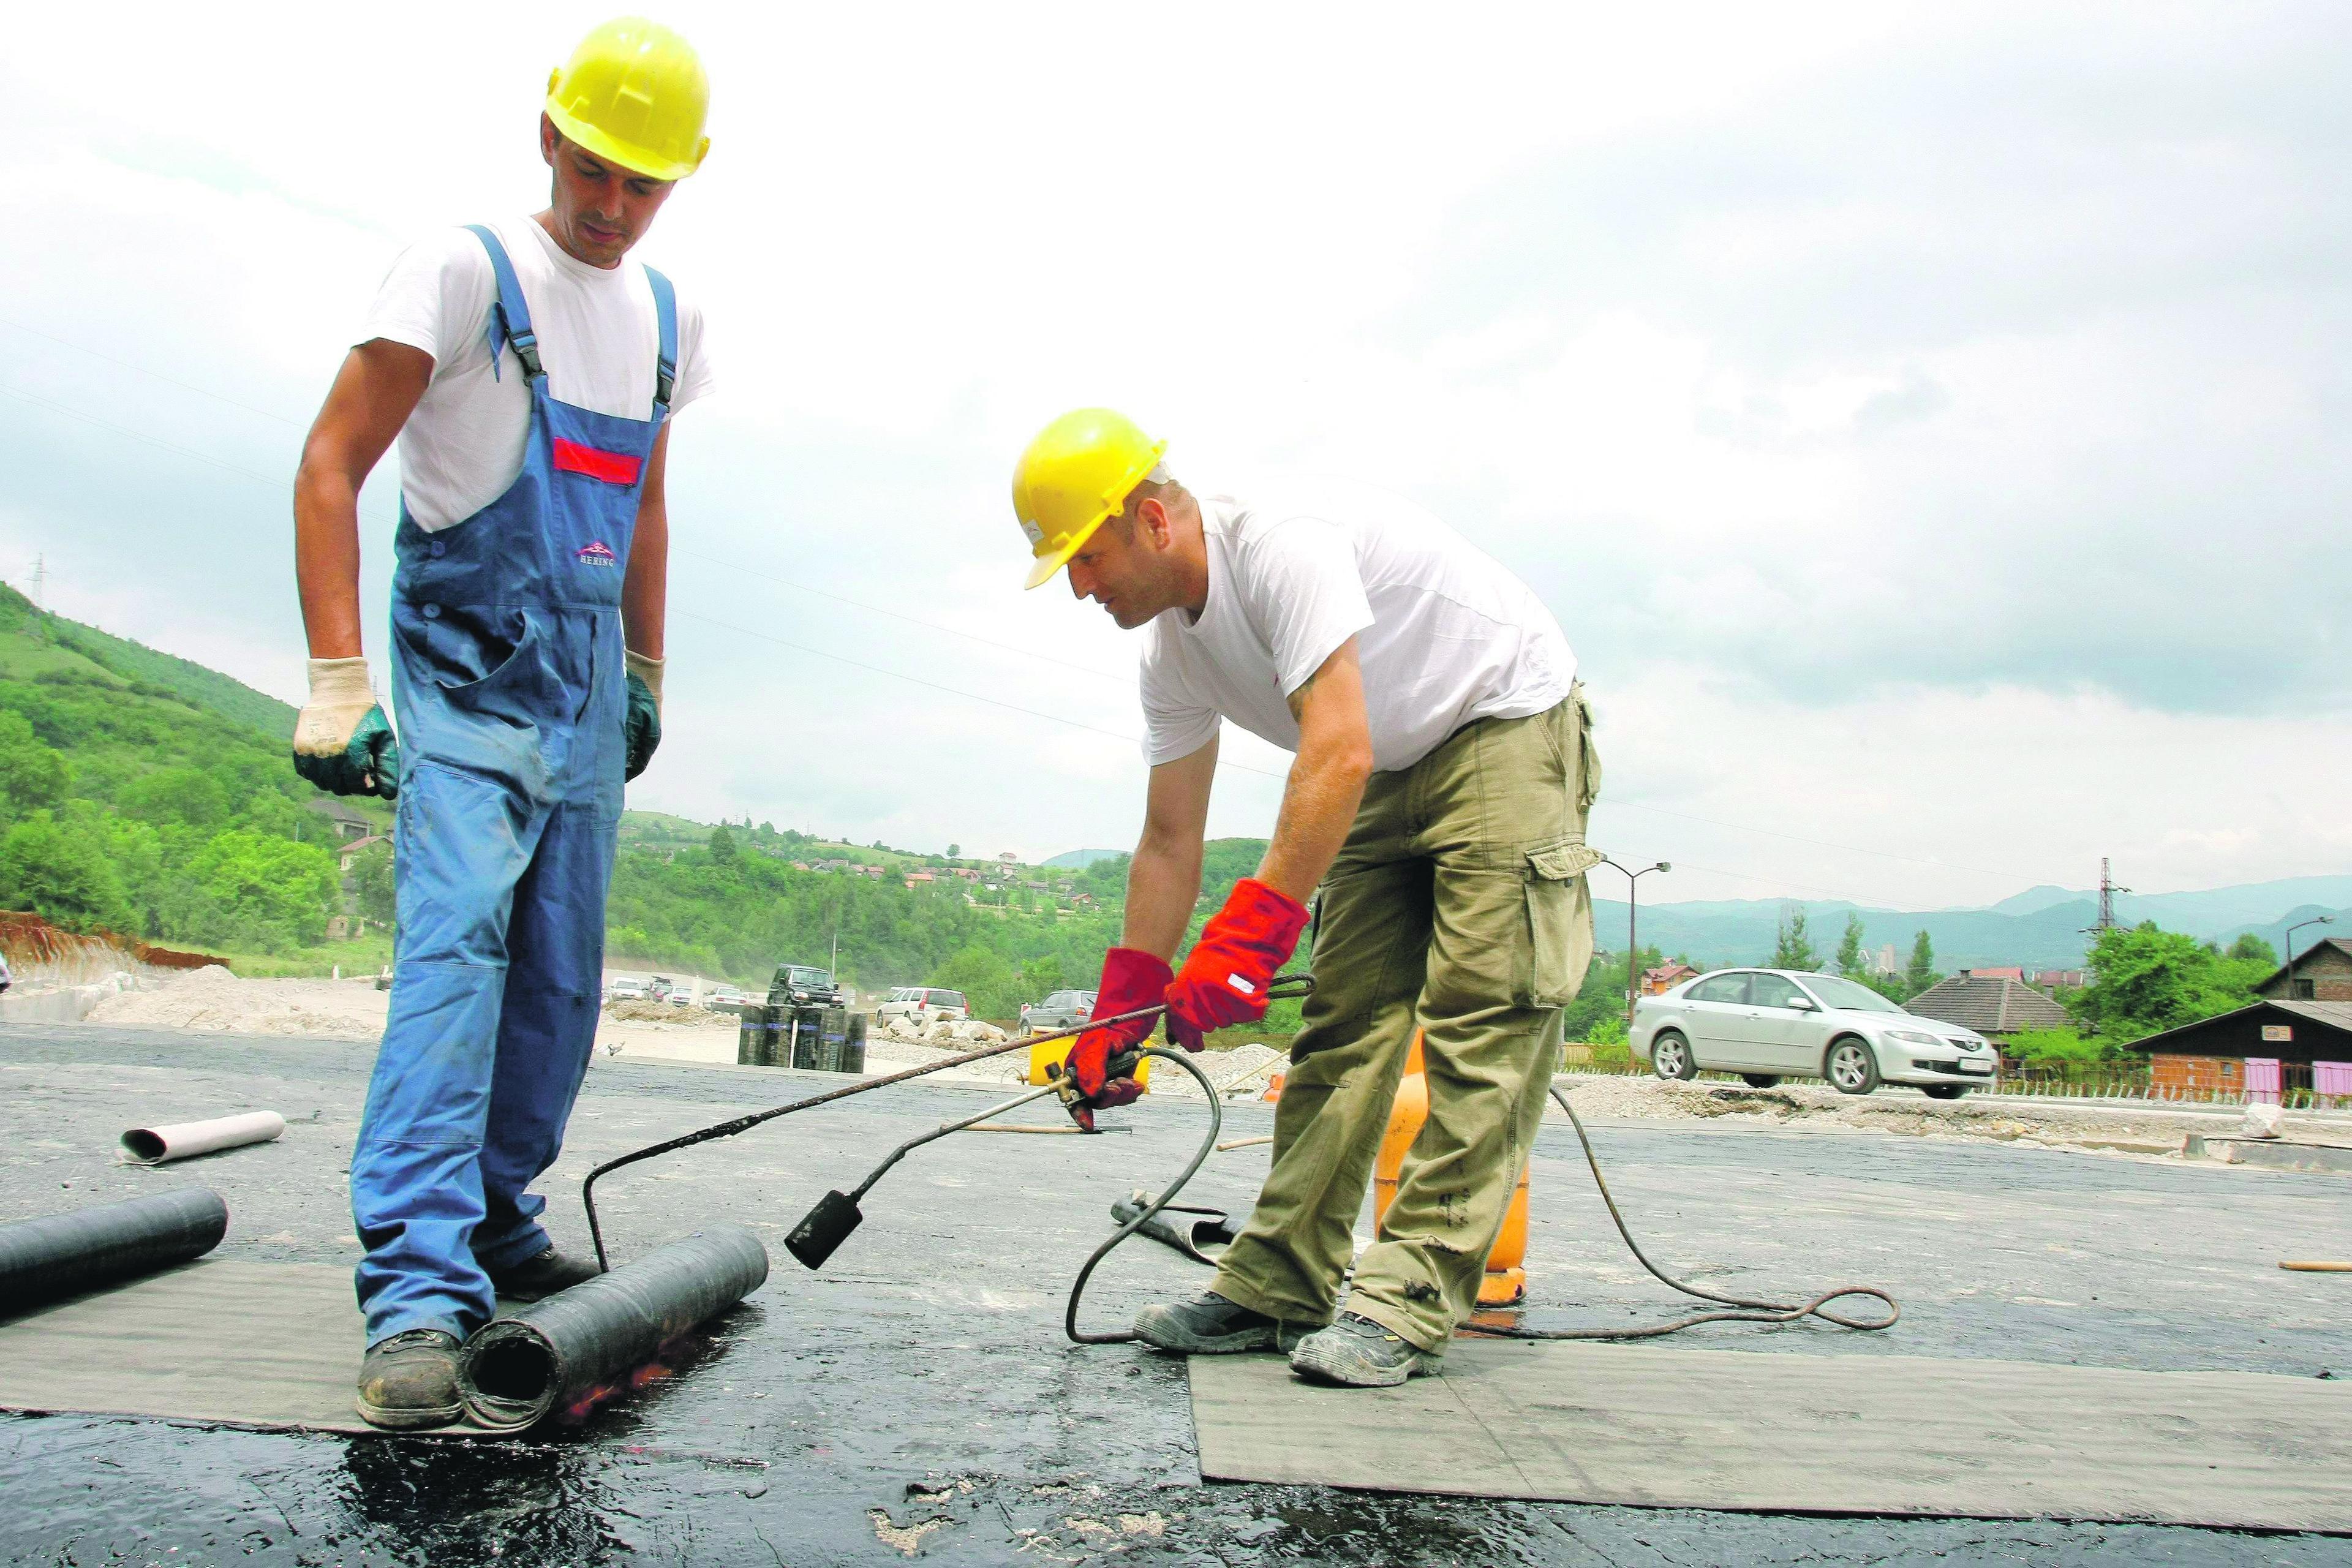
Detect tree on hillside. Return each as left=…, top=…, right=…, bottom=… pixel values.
left=2067, top=921, right=2267, bottom=1042
left=2227, top=932, right=2278, bottom=967
left=181, top=829, right=341, bottom=951
left=350, top=841, right=396, bottom=927
left=0, top=811, right=130, bottom=930
left=1904, top=930, right=1939, bottom=997
left=0, top=710, right=69, bottom=823
left=1019, top=953, right=1066, bottom=1000
left=937, top=943, right=1020, bottom=1020
left=1835, top=913, right=1868, bottom=978
left=1770, top=908, right=1818, bottom=970
left=707, top=824, right=738, bottom=865
left=1562, top=943, right=1664, bottom=1042
left=119, top=766, right=230, bottom=831
left=1080, top=852, right=1133, bottom=900
left=947, top=843, right=960, bottom=859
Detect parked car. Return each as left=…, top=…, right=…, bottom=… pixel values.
left=876, top=987, right=971, bottom=1028
left=647, top=975, right=677, bottom=1003
left=1020, top=989, right=1097, bottom=1036
left=767, top=964, right=845, bottom=1008
left=1630, top=968, right=1997, bottom=1098
left=605, top=976, right=650, bottom=1003
left=705, top=984, right=748, bottom=1013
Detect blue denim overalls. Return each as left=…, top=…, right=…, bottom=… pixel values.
left=350, top=225, right=676, bottom=1344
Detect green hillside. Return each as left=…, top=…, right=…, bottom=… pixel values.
left=0, top=584, right=1292, bottom=1021
left=0, top=583, right=384, bottom=967
left=0, top=584, right=297, bottom=742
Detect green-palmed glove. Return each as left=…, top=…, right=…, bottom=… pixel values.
left=624, top=649, right=663, bottom=782
left=292, top=657, right=400, bottom=801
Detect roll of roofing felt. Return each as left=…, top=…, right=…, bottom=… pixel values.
left=456, top=1224, right=769, bottom=1431
left=0, top=1188, right=228, bottom=1311
left=119, top=1112, right=285, bottom=1165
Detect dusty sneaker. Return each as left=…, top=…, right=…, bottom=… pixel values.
left=486, top=1246, right=603, bottom=1301
left=1288, top=1312, right=1444, bottom=1387
left=1133, top=1291, right=1316, bottom=1354
left=355, top=1329, right=462, bottom=1429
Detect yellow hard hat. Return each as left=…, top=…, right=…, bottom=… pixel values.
left=545, top=18, right=711, bottom=183
left=1011, top=408, right=1169, bottom=590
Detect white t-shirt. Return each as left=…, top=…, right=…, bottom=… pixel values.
left=1139, top=478, right=1575, bottom=772
left=359, top=216, right=714, bottom=531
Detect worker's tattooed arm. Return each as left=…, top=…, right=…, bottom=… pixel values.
left=1256, top=638, right=1374, bottom=904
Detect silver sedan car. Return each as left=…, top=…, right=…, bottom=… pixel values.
left=1630, top=968, right=1998, bottom=1098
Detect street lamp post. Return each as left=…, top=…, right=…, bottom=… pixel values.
left=2284, top=915, right=2336, bottom=997
left=1599, top=858, right=1671, bottom=1027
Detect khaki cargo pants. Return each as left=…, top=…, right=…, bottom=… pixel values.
left=1210, top=688, right=1599, bottom=1351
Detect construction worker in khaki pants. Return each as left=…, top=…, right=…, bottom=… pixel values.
left=1011, top=409, right=1599, bottom=1387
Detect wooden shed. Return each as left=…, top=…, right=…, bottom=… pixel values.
left=2130, top=1000, right=2352, bottom=1103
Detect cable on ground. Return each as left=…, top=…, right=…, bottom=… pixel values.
left=1466, top=1082, right=1899, bottom=1340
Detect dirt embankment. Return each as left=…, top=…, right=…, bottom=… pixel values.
left=86, top=966, right=386, bottom=1036
left=80, top=967, right=743, bottom=1058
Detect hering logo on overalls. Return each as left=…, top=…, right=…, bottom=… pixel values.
left=577, top=541, right=618, bottom=567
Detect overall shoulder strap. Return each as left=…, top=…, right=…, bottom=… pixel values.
left=464, top=224, right=543, bottom=383
left=643, top=264, right=678, bottom=417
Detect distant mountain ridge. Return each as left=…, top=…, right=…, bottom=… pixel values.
left=1596, top=874, right=2352, bottom=970
left=1043, top=848, right=1128, bottom=869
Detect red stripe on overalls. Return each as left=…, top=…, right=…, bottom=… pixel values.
left=551, top=438, right=643, bottom=485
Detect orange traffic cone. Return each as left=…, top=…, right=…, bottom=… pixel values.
left=1372, top=1030, right=1529, bottom=1307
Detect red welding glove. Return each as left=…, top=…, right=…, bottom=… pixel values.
left=1164, top=879, right=1310, bottom=1052
left=1060, top=948, right=1172, bottom=1129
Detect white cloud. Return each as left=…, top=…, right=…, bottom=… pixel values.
left=0, top=1, right=2345, bottom=907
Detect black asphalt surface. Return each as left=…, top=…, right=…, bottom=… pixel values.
left=2, top=1022, right=2346, bottom=1566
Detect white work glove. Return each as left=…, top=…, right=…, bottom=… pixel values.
left=292, top=657, right=399, bottom=800
left=624, top=649, right=663, bottom=781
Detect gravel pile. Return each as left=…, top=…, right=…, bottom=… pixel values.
left=86, top=967, right=390, bottom=1038
left=604, top=998, right=730, bottom=1026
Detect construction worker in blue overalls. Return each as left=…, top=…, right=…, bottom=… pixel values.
left=290, top=20, right=714, bottom=1428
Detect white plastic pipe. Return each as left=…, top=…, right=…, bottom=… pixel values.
left=120, top=1110, right=286, bottom=1164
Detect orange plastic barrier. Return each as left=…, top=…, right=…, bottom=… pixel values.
left=1372, top=1031, right=1529, bottom=1306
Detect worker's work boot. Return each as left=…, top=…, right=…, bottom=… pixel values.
left=1289, top=1312, right=1444, bottom=1387
left=486, top=1246, right=603, bottom=1301
left=1133, top=1291, right=1314, bottom=1354
left=355, top=1329, right=462, bottom=1430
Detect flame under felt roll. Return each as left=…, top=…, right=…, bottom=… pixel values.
left=455, top=1224, right=769, bottom=1431
left=120, top=1112, right=286, bottom=1165
left=0, top=1189, right=229, bottom=1310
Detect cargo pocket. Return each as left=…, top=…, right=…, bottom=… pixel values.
left=1573, top=687, right=1602, bottom=815
left=1517, top=835, right=1600, bottom=1006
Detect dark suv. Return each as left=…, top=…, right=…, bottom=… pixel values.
left=767, top=964, right=844, bottom=1008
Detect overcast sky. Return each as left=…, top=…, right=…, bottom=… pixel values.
left=2, top=2, right=2345, bottom=910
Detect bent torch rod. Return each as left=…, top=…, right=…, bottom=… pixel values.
left=580, top=1001, right=1168, bottom=1270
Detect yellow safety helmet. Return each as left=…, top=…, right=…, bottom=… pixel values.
left=1011, top=408, right=1169, bottom=590
left=545, top=18, right=711, bottom=183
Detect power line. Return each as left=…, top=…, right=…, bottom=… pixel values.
left=1, top=324, right=2056, bottom=897
left=1598, top=798, right=2034, bottom=884
left=4, top=311, right=1133, bottom=689
left=0, top=314, right=311, bottom=429
left=671, top=545, right=1128, bottom=687
left=673, top=608, right=1287, bottom=782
